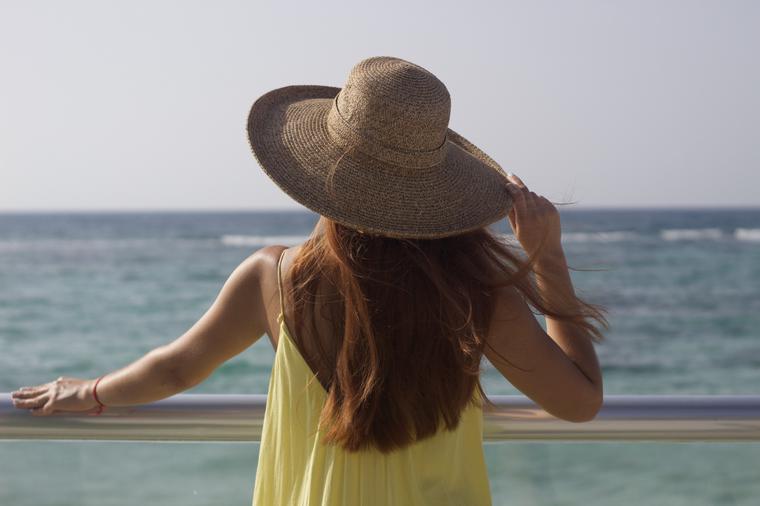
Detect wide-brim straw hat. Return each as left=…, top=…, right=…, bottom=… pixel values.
left=246, top=56, right=513, bottom=239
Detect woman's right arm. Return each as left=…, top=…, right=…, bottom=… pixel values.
left=483, top=173, right=603, bottom=422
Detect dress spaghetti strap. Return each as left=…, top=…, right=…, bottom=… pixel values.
left=276, top=248, right=286, bottom=322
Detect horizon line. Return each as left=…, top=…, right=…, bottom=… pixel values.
left=1, top=204, right=760, bottom=215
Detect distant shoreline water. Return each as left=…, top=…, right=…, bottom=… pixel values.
left=1, top=226, right=759, bottom=254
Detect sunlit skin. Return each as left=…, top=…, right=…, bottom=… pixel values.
left=12, top=173, right=602, bottom=422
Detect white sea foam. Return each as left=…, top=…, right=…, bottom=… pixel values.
left=735, top=228, right=760, bottom=242
left=220, top=234, right=311, bottom=247
left=0, top=238, right=205, bottom=253
left=495, top=231, right=637, bottom=244
left=0, top=235, right=312, bottom=252
left=660, top=228, right=723, bottom=241
left=5, top=227, right=756, bottom=254
left=563, top=231, right=639, bottom=243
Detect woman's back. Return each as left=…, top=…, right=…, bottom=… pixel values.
left=252, top=247, right=493, bottom=505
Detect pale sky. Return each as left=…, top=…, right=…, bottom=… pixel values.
left=1, top=1, right=758, bottom=211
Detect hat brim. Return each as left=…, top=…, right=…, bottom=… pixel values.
left=246, top=85, right=513, bottom=239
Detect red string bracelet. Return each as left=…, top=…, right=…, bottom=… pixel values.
left=92, top=374, right=108, bottom=415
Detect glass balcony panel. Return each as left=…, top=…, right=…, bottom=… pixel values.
left=1, top=441, right=758, bottom=506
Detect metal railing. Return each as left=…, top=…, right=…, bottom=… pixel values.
left=1, top=394, right=759, bottom=442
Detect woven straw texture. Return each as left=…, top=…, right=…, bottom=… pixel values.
left=247, top=56, right=513, bottom=239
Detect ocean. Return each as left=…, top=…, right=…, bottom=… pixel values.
left=1, top=209, right=759, bottom=505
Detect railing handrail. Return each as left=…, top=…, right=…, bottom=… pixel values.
left=2, top=393, right=760, bottom=442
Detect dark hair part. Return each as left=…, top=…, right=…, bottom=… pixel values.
left=285, top=216, right=608, bottom=453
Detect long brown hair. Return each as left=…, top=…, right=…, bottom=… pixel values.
left=286, top=215, right=608, bottom=453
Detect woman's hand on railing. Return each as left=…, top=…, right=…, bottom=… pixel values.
left=505, top=173, right=563, bottom=257
left=11, top=376, right=100, bottom=416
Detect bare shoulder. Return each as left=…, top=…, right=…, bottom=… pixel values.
left=233, top=243, right=305, bottom=287
left=232, top=245, right=287, bottom=282
left=249, top=244, right=287, bottom=269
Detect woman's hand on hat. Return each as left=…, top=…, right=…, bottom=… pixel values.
left=505, top=173, right=563, bottom=257
left=11, top=376, right=101, bottom=416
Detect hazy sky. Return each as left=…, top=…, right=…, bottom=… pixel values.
left=1, top=1, right=758, bottom=211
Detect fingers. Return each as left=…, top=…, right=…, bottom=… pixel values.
left=506, top=174, right=547, bottom=208
left=12, top=392, right=49, bottom=410
left=506, top=172, right=526, bottom=189
left=13, top=391, right=58, bottom=416
left=12, top=386, right=48, bottom=399
left=505, top=173, right=557, bottom=222
left=506, top=173, right=532, bottom=217
left=12, top=383, right=55, bottom=415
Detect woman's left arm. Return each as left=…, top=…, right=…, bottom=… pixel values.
left=12, top=246, right=277, bottom=416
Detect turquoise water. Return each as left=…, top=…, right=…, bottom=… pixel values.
left=1, top=209, right=759, bottom=505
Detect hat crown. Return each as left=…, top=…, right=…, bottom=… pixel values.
left=334, top=57, right=451, bottom=153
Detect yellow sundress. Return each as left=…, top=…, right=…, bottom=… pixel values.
left=251, top=250, right=492, bottom=505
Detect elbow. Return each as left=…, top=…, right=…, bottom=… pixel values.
left=564, top=385, right=604, bottom=423
left=565, top=403, right=602, bottom=423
